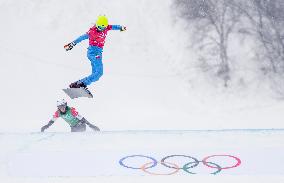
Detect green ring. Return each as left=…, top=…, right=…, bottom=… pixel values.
left=183, top=161, right=222, bottom=175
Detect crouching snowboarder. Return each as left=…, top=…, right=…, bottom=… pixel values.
left=41, top=99, right=100, bottom=132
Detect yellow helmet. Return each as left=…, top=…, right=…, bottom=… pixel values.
left=96, top=15, right=108, bottom=30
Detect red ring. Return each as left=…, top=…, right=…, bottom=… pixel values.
left=141, top=161, right=180, bottom=175
left=202, top=155, right=241, bottom=170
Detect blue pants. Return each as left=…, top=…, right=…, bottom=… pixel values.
left=80, top=46, right=103, bottom=86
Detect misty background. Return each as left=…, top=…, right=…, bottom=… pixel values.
left=0, top=0, right=283, bottom=132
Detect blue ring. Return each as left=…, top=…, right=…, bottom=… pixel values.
left=119, top=155, right=158, bottom=170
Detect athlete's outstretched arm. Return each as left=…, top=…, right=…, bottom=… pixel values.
left=83, top=119, right=100, bottom=131
left=64, top=34, right=89, bottom=51
left=41, top=120, right=54, bottom=132
left=73, top=34, right=89, bottom=44
left=70, top=107, right=100, bottom=131
left=110, top=25, right=126, bottom=31
left=41, top=111, right=59, bottom=132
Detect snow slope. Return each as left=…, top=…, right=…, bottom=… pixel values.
left=1, top=130, right=284, bottom=182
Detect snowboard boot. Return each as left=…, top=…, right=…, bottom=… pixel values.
left=69, top=81, right=93, bottom=97
left=69, top=81, right=85, bottom=88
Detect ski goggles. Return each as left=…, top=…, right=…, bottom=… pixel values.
left=57, top=105, right=67, bottom=110
left=97, top=26, right=106, bottom=31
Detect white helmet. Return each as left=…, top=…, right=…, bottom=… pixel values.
left=56, top=99, right=67, bottom=107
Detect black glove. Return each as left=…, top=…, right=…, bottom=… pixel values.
left=41, top=125, right=48, bottom=132
left=41, top=120, right=54, bottom=132
left=64, top=42, right=76, bottom=51
left=120, top=26, right=126, bottom=32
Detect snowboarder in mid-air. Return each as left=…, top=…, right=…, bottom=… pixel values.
left=64, top=15, right=126, bottom=96
left=41, top=99, right=100, bottom=132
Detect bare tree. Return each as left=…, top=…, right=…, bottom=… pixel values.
left=235, top=0, right=284, bottom=74
left=174, top=0, right=241, bottom=87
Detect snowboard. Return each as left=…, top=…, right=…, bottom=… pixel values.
left=63, top=87, right=93, bottom=99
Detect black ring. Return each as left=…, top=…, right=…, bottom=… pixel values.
left=161, top=155, right=199, bottom=169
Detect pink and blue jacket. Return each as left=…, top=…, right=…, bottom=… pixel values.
left=73, top=25, right=122, bottom=49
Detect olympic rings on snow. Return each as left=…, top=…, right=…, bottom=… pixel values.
left=202, top=155, right=241, bottom=170
left=141, top=161, right=180, bottom=175
left=119, top=155, right=157, bottom=169
left=161, top=155, right=199, bottom=169
left=119, top=154, right=241, bottom=175
left=183, top=161, right=222, bottom=175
